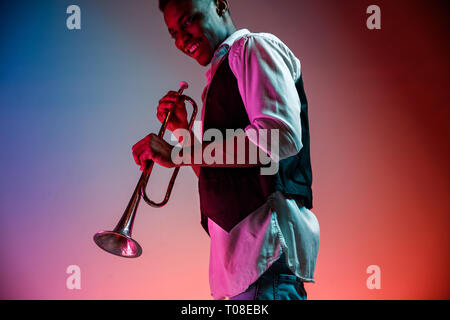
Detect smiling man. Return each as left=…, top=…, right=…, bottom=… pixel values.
left=132, top=0, right=320, bottom=300
left=166, top=0, right=235, bottom=66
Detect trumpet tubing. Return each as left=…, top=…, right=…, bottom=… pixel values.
left=93, top=81, right=198, bottom=258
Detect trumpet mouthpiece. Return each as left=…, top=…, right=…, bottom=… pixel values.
left=179, top=81, right=189, bottom=91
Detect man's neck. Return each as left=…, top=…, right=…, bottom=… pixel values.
left=224, top=24, right=237, bottom=41
left=215, top=24, right=237, bottom=51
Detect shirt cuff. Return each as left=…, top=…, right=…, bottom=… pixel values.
left=245, top=119, right=302, bottom=162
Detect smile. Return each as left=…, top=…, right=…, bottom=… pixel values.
left=185, top=40, right=201, bottom=55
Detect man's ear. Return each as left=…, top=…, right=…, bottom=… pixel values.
left=215, top=0, right=229, bottom=16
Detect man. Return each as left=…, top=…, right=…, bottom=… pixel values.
left=132, top=0, right=320, bottom=300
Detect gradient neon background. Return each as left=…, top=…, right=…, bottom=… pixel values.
left=1, top=0, right=449, bottom=299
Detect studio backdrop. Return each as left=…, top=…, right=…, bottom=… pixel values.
left=0, top=0, right=449, bottom=299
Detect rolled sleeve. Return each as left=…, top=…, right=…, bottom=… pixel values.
left=228, top=34, right=303, bottom=160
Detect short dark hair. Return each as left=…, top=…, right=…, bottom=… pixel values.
left=158, top=0, right=172, bottom=12
left=160, top=0, right=192, bottom=12
left=159, top=0, right=214, bottom=12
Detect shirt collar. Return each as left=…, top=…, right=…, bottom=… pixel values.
left=217, top=28, right=250, bottom=52
left=206, top=29, right=250, bottom=81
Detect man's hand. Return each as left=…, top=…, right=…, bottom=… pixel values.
left=132, top=133, right=176, bottom=170
left=157, top=91, right=188, bottom=134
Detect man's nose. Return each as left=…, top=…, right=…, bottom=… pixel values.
left=177, top=31, right=191, bottom=48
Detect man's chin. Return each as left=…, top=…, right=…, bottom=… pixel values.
left=195, top=55, right=212, bottom=67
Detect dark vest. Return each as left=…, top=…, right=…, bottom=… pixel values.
left=199, top=54, right=313, bottom=234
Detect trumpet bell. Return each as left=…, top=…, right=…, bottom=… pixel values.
left=94, top=82, right=198, bottom=258
left=93, top=231, right=142, bottom=258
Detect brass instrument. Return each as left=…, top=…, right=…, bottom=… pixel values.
left=94, top=82, right=198, bottom=258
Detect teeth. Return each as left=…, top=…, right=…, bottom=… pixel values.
left=187, top=42, right=200, bottom=54
left=189, top=44, right=198, bottom=53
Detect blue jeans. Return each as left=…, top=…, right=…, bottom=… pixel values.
left=229, top=254, right=307, bottom=300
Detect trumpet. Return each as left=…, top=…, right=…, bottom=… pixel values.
left=93, top=81, right=198, bottom=258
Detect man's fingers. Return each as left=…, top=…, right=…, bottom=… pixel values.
left=132, top=135, right=153, bottom=166
left=138, top=151, right=152, bottom=168
left=156, top=112, right=164, bottom=123
left=159, top=92, right=180, bottom=103
left=159, top=93, right=184, bottom=106
left=132, top=143, right=143, bottom=165
left=158, top=100, right=184, bottom=110
left=157, top=102, right=185, bottom=125
left=133, top=146, right=146, bottom=166
left=157, top=102, right=173, bottom=115
left=134, top=148, right=151, bottom=167
left=133, top=151, right=140, bottom=166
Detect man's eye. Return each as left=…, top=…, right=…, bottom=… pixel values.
left=183, top=16, right=193, bottom=27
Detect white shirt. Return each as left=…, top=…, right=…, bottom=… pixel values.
left=201, top=29, right=320, bottom=300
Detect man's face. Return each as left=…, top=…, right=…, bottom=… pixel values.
left=164, top=0, right=227, bottom=66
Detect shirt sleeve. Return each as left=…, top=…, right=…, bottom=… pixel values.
left=228, top=33, right=303, bottom=161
